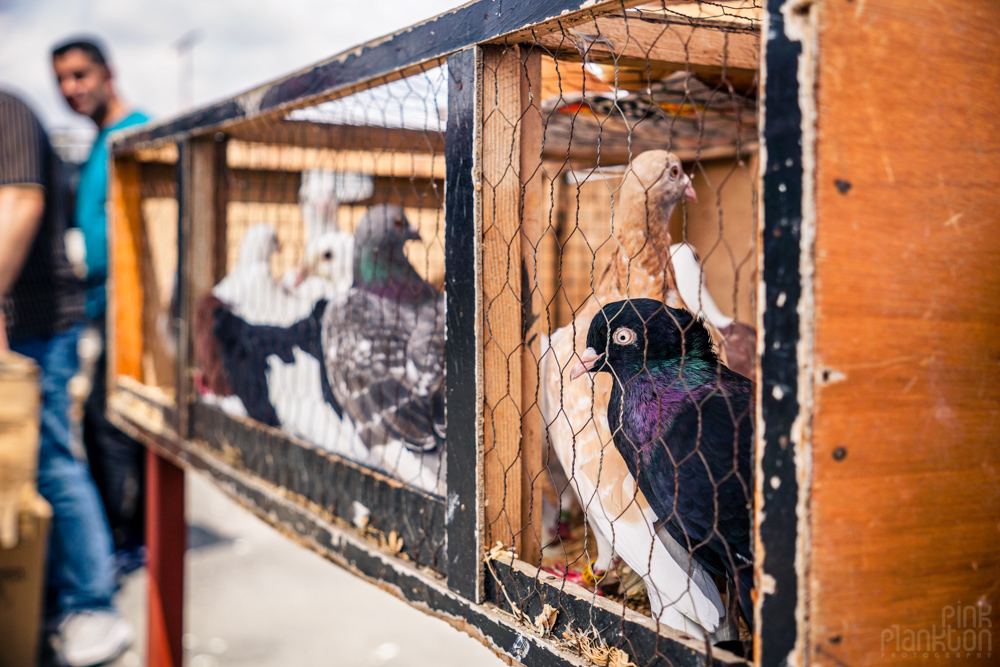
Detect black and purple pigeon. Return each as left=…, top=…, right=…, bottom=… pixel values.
left=571, top=298, right=755, bottom=631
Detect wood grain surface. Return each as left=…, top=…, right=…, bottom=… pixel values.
left=809, top=1, right=1000, bottom=664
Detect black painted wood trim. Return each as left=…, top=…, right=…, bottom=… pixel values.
left=175, top=140, right=191, bottom=439
left=109, top=406, right=597, bottom=667
left=191, top=402, right=447, bottom=570
left=109, top=0, right=629, bottom=153
left=757, top=1, right=804, bottom=664
left=444, top=46, right=482, bottom=602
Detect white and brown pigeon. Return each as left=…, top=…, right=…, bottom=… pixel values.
left=540, top=150, right=737, bottom=640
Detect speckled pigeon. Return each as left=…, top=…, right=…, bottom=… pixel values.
left=321, top=204, right=445, bottom=453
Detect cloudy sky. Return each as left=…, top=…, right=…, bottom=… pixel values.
left=0, top=0, right=464, bottom=134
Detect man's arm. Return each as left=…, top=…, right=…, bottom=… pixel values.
left=0, top=184, right=45, bottom=350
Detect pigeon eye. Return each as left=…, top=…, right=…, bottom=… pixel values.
left=612, top=327, right=637, bottom=345
left=394, top=217, right=404, bottom=229
left=322, top=250, right=333, bottom=260
left=669, top=164, right=680, bottom=180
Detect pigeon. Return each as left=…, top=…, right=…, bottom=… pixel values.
left=285, top=230, right=355, bottom=302
left=212, top=223, right=316, bottom=326
left=195, top=223, right=344, bottom=428
left=319, top=204, right=446, bottom=454
left=571, top=298, right=754, bottom=633
left=539, top=150, right=732, bottom=638
left=212, top=299, right=331, bottom=427
left=667, top=242, right=757, bottom=382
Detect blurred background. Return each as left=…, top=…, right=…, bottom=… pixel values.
left=0, top=0, right=463, bottom=162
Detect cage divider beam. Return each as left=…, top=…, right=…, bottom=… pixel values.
left=444, top=46, right=484, bottom=602
left=176, top=135, right=229, bottom=440
left=517, top=45, right=545, bottom=567
left=110, top=0, right=684, bottom=155
left=530, top=15, right=759, bottom=88
left=480, top=43, right=546, bottom=565
left=754, top=1, right=806, bottom=665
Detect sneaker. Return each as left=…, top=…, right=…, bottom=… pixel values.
left=54, top=609, right=134, bottom=667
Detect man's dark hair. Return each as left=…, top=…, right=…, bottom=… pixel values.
left=52, top=37, right=109, bottom=66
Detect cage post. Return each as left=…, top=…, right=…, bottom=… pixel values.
left=145, top=447, right=185, bottom=667
left=480, top=43, right=545, bottom=562
left=516, top=46, right=544, bottom=565
left=444, top=46, right=483, bottom=601
left=109, top=157, right=145, bottom=383
left=176, top=135, right=228, bottom=438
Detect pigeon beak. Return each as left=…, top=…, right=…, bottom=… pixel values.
left=405, top=226, right=422, bottom=242
left=684, top=175, right=698, bottom=202
left=292, top=266, right=309, bottom=287
left=570, top=347, right=604, bottom=381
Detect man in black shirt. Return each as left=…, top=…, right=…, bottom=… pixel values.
left=0, top=90, right=132, bottom=667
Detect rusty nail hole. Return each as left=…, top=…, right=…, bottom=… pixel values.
left=822, top=369, right=831, bottom=382
left=833, top=447, right=847, bottom=461
left=830, top=635, right=843, bottom=644
left=779, top=435, right=789, bottom=448
left=835, top=179, right=852, bottom=194
left=773, top=227, right=782, bottom=238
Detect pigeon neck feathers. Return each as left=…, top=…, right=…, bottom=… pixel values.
left=354, top=243, right=433, bottom=301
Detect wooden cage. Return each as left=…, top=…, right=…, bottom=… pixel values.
left=106, top=1, right=999, bottom=666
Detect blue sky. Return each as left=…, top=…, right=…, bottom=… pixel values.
left=0, top=0, right=463, bottom=133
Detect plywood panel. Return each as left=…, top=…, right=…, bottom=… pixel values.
left=110, top=158, right=144, bottom=382
left=810, top=2, right=1000, bottom=665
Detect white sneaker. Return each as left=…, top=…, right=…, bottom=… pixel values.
left=55, top=609, right=134, bottom=667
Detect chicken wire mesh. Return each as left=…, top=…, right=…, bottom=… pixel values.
left=479, top=1, right=760, bottom=660
left=184, top=65, right=449, bottom=569
left=109, top=0, right=765, bottom=660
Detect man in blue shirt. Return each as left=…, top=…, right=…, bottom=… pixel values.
left=53, top=37, right=149, bottom=575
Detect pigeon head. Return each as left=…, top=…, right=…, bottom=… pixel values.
left=236, top=224, right=279, bottom=270
left=294, top=230, right=355, bottom=291
left=353, top=204, right=428, bottom=294
left=570, top=298, right=715, bottom=382
left=610, top=151, right=696, bottom=274
left=621, top=150, right=697, bottom=212
left=355, top=204, right=421, bottom=252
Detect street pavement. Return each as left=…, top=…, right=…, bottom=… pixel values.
left=108, top=472, right=505, bottom=667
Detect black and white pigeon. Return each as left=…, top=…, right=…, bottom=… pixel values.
left=572, top=298, right=755, bottom=632
left=320, top=204, right=446, bottom=453
left=213, top=299, right=332, bottom=427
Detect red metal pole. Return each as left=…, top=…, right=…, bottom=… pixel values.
left=145, top=448, right=185, bottom=667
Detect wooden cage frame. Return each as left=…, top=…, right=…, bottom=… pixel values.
left=105, top=1, right=1000, bottom=666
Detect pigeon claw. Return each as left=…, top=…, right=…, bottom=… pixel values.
left=570, top=347, right=604, bottom=381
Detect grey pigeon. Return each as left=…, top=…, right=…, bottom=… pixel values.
left=322, top=205, right=445, bottom=453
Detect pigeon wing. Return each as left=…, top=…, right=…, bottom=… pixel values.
left=324, top=290, right=444, bottom=452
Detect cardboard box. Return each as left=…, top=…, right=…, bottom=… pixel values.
left=0, top=352, right=41, bottom=550
left=0, top=352, right=47, bottom=667
left=0, top=491, right=51, bottom=667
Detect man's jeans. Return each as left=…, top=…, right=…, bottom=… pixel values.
left=11, top=325, right=116, bottom=617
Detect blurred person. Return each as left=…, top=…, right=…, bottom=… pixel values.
left=52, top=36, right=150, bottom=574
left=1, top=90, right=133, bottom=666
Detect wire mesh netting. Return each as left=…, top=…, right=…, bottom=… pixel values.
left=161, top=65, right=451, bottom=569
left=479, top=1, right=761, bottom=659
left=116, top=0, right=763, bottom=659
